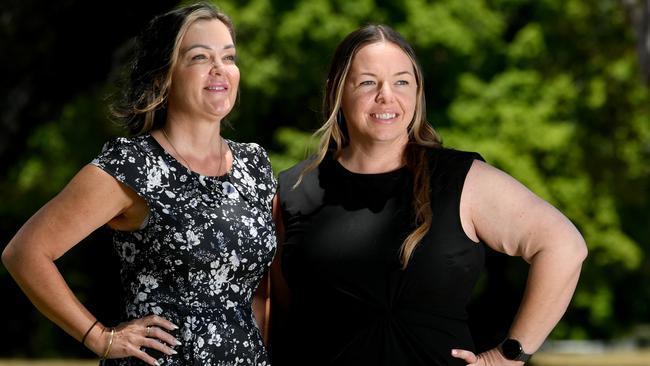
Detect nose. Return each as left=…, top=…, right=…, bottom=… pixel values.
left=209, top=61, right=224, bottom=75
left=375, top=83, right=394, bottom=103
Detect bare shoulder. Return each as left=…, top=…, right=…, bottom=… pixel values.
left=462, top=160, right=580, bottom=259
left=4, top=164, right=139, bottom=261
left=65, top=164, right=135, bottom=203
left=47, top=164, right=138, bottom=226
left=463, top=159, right=544, bottom=213
left=464, top=160, right=528, bottom=192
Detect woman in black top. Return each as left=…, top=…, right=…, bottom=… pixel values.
left=270, top=24, right=587, bottom=365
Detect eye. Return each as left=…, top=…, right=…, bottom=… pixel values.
left=359, top=80, right=375, bottom=86
left=191, top=54, right=208, bottom=61
left=395, top=80, right=409, bottom=85
left=223, top=54, right=237, bottom=63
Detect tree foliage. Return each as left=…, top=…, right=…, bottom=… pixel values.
left=214, top=0, right=650, bottom=340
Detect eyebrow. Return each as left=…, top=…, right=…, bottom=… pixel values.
left=358, top=71, right=414, bottom=77
left=182, top=43, right=236, bottom=53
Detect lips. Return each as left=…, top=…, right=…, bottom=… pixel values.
left=370, top=112, right=398, bottom=120
left=205, top=83, right=228, bottom=91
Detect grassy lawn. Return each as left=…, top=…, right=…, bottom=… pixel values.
left=0, top=362, right=97, bottom=366
left=531, top=349, right=650, bottom=366
left=1, top=351, right=649, bottom=366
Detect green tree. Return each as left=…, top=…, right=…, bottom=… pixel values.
left=438, top=0, right=650, bottom=339
left=2, top=0, right=649, bottom=357
left=219, top=0, right=650, bottom=339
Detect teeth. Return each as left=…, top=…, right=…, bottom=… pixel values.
left=372, top=113, right=396, bottom=120
left=206, top=86, right=225, bottom=90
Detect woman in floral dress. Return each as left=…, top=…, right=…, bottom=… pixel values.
left=2, top=3, right=276, bottom=365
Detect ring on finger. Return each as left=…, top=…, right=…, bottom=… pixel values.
left=146, top=326, right=151, bottom=337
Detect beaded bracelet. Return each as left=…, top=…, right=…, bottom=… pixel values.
left=81, top=320, right=99, bottom=346
left=101, top=328, right=115, bottom=360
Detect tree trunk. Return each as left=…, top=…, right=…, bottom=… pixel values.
left=623, top=0, right=650, bottom=84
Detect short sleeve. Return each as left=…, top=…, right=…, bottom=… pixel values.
left=90, top=136, right=152, bottom=198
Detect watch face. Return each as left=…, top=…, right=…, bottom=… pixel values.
left=501, top=339, right=523, bottom=359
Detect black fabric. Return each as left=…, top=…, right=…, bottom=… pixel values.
left=274, top=148, right=486, bottom=366
left=91, top=135, right=276, bottom=365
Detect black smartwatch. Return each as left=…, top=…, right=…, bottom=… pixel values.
left=499, top=338, right=533, bottom=362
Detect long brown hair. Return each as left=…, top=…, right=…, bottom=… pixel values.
left=301, top=24, right=443, bottom=269
left=111, top=3, right=235, bottom=135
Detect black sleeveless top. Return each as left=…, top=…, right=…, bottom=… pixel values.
left=274, top=148, right=485, bottom=366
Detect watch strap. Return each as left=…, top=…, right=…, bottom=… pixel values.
left=500, top=338, right=533, bottom=362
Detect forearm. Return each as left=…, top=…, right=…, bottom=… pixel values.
left=252, top=292, right=267, bottom=331
left=252, top=271, right=270, bottom=343
left=2, top=244, right=98, bottom=345
left=506, top=239, right=587, bottom=353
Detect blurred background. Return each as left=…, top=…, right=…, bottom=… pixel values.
left=1, top=0, right=649, bottom=364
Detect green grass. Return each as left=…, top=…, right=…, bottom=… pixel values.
left=1, top=351, right=649, bottom=366
left=0, top=361, right=97, bottom=366
left=531, top=349, right=650, bottom=365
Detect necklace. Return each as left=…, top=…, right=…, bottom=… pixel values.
left=161, top=128, right=225, bottom=176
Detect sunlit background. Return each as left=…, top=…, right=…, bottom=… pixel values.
left=1, top=0, right=649, bottom=364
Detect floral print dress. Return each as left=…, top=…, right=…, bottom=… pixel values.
left=91, top=135, right=276, bottom=366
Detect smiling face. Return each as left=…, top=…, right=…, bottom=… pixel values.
left=167, top=18, right=239, bottom=122
left=341, top=41, right=417, bottom=147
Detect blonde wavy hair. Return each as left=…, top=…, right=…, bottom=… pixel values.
left=111, top=3, right=235, bottom=135
left=299, top=24, right=443, bottom=269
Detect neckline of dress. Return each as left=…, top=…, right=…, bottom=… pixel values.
left=145, top=134, right=235, bottom=179
left=331, top=156, right=408, bottom=179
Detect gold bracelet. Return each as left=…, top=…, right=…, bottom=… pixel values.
left=101, top=328, right=115, bottom=360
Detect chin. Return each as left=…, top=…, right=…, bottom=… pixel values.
left=210, top=104, right=233, bottom=117
left=373, top=130, right=409, bottom=143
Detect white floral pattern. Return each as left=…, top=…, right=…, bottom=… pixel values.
left=91, top=135, right=276, bottom=366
